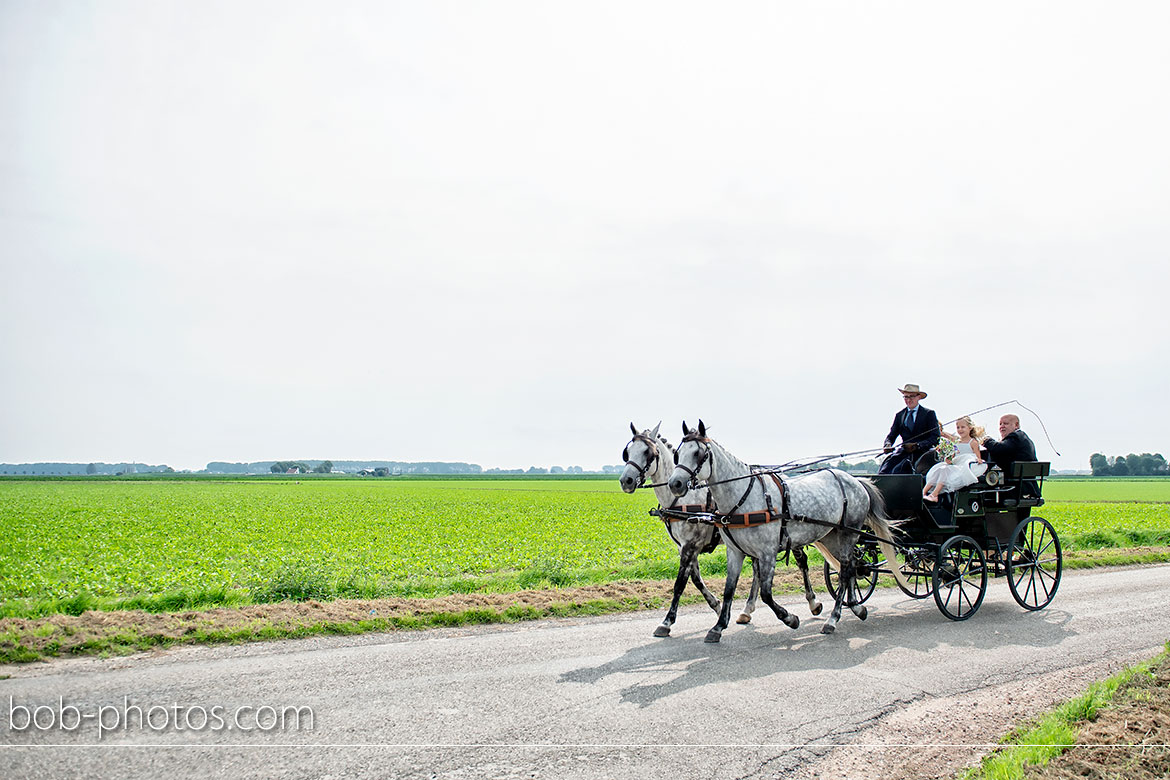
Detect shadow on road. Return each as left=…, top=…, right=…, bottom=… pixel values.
left=559, top=595, right=1075, bottom=707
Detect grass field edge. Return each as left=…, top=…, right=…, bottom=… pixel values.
left=959, top=641, right=1170, bottom=780
left=2, top=552, right=1169, bottom=665
left=0, top=590, right=700, bottom=665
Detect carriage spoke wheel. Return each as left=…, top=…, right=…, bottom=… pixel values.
left=896, top=546, right=936, bottom=599
left=823, top=542, right=881, bottom=607
left=933, top=535, right=987, bottom=621
left=1008, top=517, right=1062, bottom=611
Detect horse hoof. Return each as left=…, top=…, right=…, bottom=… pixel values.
left=784, top=615, right=800, bottom=630
left=704, top=630, right=723, bottom=644
left=820, top=624, right=836, bottom=635
left=736, top=613, right=752, bottom=624
left=856, top=606, right=868, bottom=621
left=653, top=625, right=671, bottom=638
left=810, top=602, right=823, bottom=616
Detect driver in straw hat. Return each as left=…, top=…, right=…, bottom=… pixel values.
left=879, top=383, right=942, bottom=475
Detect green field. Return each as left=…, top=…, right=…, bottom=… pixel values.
left=0, top=478, right=665, bottom=615
left=1044, top=477, right=1170, bottom=502
left=2, top=476, right=1168, bottom=618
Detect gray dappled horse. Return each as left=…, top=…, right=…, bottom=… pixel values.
left=620, top=423, right=824, bottom=637
left=668, top=421, right=912, bottom=642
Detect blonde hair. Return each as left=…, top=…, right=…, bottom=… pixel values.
left=956, top=416, right=985, bottom=440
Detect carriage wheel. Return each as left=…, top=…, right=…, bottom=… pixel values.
left=896, top=546, right=936, bottom=599
left=933, top=535, right=987, bottom=621
left=1007, top=517, right=1062, bottom=611
left=823, top=542, right=881, bottom=607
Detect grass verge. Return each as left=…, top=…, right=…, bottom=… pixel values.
left=0, top=600, right=646, bottom=664
left=0, top=555, right=742, bottom=620
left=0, top=579, right=742, bottom=665
left=962, top=642, right=1170, bottom=780
left=4, top=545, right=1166, bottom=622
left=1, top=550, right=1167, bottom=666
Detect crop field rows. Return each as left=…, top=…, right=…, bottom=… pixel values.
left=2, top=477, right=1169, bottom=618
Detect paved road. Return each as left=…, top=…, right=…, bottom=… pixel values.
left=3, top=566, right=1169, bottom=779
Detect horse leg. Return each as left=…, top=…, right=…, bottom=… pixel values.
left=846, top=559, right=868, bottom=621
left=755, top=556, right=799, bottom=630
left=849, top=581, right=868, bottom=621
left=706, top=544, right=745, bottom=643
left=688, top=567, right=721, bottom=612
left=655, top=542, right=697, bottom=637
left=792, top=547, right=823, bottom=616
left=821, top=547, right=853, bottom=635
left=687, top=537, right=721, bottom=612
left=736, top=557, right=760, bottom=624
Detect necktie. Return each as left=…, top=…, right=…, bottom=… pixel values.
left=907, top=410, right=916, bottom=429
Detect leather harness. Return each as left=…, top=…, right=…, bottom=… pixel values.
left=673, top=434, right=853, bottom=535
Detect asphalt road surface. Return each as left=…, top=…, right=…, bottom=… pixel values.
left=4, top=565, right=1169, bottom=779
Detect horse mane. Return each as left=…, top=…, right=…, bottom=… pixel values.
left=704, top=434, right=751, bottom=473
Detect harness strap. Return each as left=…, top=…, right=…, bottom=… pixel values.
left=721, top=525, right=751, bottom=557
left=665, top=492, right=685, bottom=545
left=656, top=488, right=714, bottom=525
left=654, top=506, right=894, bottom=548
left=770, top=474, right=790, bottom=518
left=716, top=510, right=781, bottom=528
left=826, top=469, right=850, bottom=527
left=717, top=472, right=787, bottom=528
left=768, top=473, right=792, bottom=563
left=726, top=473, right=760, bottom=517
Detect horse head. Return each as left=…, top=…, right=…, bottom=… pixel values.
left=619, top=421, right=662, bottom=493
left=668, top=419, right=712, bottom=496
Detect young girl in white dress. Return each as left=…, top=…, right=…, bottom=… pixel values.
left=923, top=416, right=986, bottom=502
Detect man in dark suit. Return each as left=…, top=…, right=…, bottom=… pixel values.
left=879, top=384, right=941, bottom=475
left=984, top=414, right=1038, bottom=495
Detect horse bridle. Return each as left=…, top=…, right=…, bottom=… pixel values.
left=674, top=434, right=713, bottom=487
left=622, top=434, right=661, bottom=486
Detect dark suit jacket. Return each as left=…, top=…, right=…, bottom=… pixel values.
left=884, top=405, right=941, bottom=452
left=984, top=429, right=1038, bottom=477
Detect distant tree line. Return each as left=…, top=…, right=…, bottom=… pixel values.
left=1090, top=453, right=1168, bottom=476
left=835, top=459, right=880, bottom=474
left=208, top=460, right=483, bottom=475
left=0, top=462, right=171, bottom=476
left=483, top=466, right=587, bottom=474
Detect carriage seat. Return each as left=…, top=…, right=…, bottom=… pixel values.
left=1006, top=461, right=1048, bottom=508
left=982, top=462, right=1048, bottom=508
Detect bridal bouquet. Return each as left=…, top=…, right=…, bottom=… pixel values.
left=937, top=436, right=957, bottom=463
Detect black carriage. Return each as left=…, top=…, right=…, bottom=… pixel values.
left=823, top=461, right=1062, bottom=620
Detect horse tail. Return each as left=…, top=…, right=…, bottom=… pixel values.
left=858, top=478, right=914, bottom=592
left=812, top=541, right=841, bottom=572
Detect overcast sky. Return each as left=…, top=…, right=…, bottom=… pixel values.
left=2, top=1, right=1167, bottom=472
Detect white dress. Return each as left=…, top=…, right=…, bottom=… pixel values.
left=925, top=439, right=985, bottom=493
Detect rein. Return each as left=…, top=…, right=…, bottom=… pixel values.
left=642, top=398, right=1058, bottom=491
left=667, top=435, right=856, bottom=536
left=673, top=437, right=790, bottom=529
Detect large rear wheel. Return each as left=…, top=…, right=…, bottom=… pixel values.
left=1007, top=517, right=1062, bottom=610
left=933, top=535, right=987, bottom=621
left=823, top=542, right=881, bottom=607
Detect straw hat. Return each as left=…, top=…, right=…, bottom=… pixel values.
left=898, top=383, right=927, bottom=398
